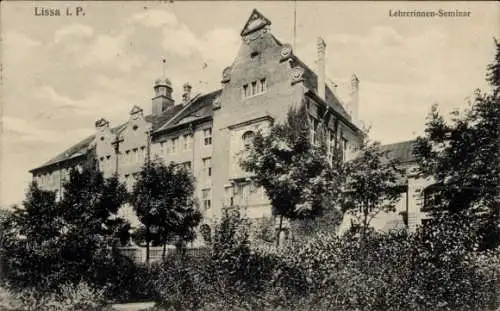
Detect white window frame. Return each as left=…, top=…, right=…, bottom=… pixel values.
left=202, top=188, right=211, bottom=210
left=203, top=128, right=212, bottom=146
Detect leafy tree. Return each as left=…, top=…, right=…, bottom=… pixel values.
left=11, top=183, right=62, bottom=244
left=58, top=167, right=129, bottom=240
left=414, top=39, right=500, bottom=249
left=1, top=183, right=63, bottom=289
left=2, top=162, right=130, bottom=291
left=341, top=140, right=404, bottom=243
left=131, top=160, right=201, bottom=262
left=240, top=104, right=343, bottom=246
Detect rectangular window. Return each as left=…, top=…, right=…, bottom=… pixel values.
left=202, top=189, right=211, bottom=210
left=310, top=117, right=319, bottom=145
left=160, top=141, right=165, bottom=155
left=251, top=81, right=257, bottom=96
left=183, top=134, right=192, bottom=151
left=242, top=84, right=249, bottom=99
left=342, top=137, right=348, bottom=162
left=171, top=137, right=178, bottom=153
left=133, top=149, right=138, bottom=162
left=203, top=128, right=212, bottom=146
left=202, top=157, right=212, bottom=177
left=259, top=78, right=267, bottom=93
left=224, top=186, right=234, bottom=207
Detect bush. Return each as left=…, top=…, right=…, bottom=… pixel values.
left=147, top=210, right=500, bottom=311
left=290, top=225, right=500, bottom=311
left=0, top=282, right=110, bottom=311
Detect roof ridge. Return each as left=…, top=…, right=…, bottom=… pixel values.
left=155, top=89, right=222, bottom=133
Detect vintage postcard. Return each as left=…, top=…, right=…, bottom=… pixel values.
left=1, top=1, right=498, bottom=310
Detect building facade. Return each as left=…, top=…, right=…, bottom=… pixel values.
left=29, top=9, right=427, bottom=234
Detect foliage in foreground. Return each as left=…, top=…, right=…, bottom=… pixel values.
left=414, top=38, right=500, bottom=250
left=0, top=281, right=110, bottom=311
left=145, top=211, right=499, bottom=311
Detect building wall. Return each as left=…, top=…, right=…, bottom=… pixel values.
left=212, top=27, right=307, bottom=220
left=152, top=120, right=214, bottom=223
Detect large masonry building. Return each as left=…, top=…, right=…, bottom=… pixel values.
left=30, top=10, right=427, bottom=233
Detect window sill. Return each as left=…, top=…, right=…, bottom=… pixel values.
left=242, top=92, right=266, bottom=100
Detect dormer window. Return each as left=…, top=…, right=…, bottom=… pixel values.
left=242, top=78, right=267, bottom=99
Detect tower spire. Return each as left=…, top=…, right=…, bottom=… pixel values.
left=162, top=59, right=166, bottom=79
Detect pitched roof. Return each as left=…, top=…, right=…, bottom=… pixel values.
left=380, top=140, right=417, bottom=164
left=155, top=89, right=222, bottom=133
left=30, top=134, right=95, bottom=173
left=30, top=105, right=185, bottom=173
left=144, top=104, right=185, bottom=132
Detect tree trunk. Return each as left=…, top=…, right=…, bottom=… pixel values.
left=275, top=215, right=284, bottom=247
left=162, top=238, right=167, bottom=261
left=146, top=225, right=150, bottom=264
left=361, top=204, right=369, bottom=257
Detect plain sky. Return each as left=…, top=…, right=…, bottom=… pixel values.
left=1, top=1, right=498, bottom=207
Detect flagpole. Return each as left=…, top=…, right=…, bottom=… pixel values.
left=293, top=0, right=297, bottom=49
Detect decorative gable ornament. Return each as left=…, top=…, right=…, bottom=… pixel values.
left=280, top=44, right=293, bottom=62
left=240, top=9, right=272, bottom=37
left=95, top=118, right=109, bottom=129
left=213, top=94, right=222, bottom=110
left=290, top=66, right=305, bottom=85
left=130, top=105, right=144, bottom=120
left=221, top=66, right=232, bottom=83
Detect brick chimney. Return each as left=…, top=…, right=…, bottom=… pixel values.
left=349, top=74, right=360, bottom=125
left=316, top=37, right=327, bottom=100
left=152, top=78, right=174, bottom=115
left=182, top=82, right=192, bottom=103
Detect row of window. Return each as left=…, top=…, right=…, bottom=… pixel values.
left=99, top=155, right=113, bottom=171
left=121, top=147, right=147, bottom=164
left=157, top=128, right=212, bottom=156
left=37, top=169, right=71, bottom=185
left=309, top=116, right=349, bottom=162
left=224, top=182, right=266, bottom=207
left=242, top=78, right=267, bottom=99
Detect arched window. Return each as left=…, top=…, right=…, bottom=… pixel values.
left=242, top=131, right=255, bottom=150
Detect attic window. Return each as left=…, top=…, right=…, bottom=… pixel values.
left=250, top=51, right=259, bottom=58
left=242, top=78, right=267, bottom=99
left=133, top=125, right=138, bottom=130
left=100, top=137, right=104, bottom=141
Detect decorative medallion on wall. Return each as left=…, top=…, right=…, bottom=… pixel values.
left=290, top=66, right=305, bottom=85
left=279, top=44, right=293, bottom=62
